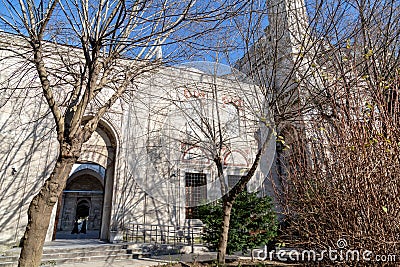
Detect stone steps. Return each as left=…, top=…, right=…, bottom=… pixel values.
left=0, top=243, right=149, bottom=267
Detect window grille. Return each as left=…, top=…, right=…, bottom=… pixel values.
left=228, top=174, right=247, bottom=191
left=185, top=172, right=207, bottom=218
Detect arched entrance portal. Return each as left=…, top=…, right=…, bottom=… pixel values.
left=56, top=165, right=105, bottom=238
left=53, top=119, right=118, bottom=240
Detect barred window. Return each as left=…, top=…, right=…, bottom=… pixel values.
left=228, top=175, right=247, bottom=191
left=185, top=172, right=207, bottom=219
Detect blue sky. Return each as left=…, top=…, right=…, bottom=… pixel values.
left=0, top=0, right=269, bottom=65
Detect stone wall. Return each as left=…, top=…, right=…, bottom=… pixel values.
left=0, top=37, right=266, bottom=247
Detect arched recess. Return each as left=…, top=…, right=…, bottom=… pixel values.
left=75, top=199, right=90, bottom=218
left=223, top=150, right=249, bottom=167
left=56, top=169, right=104, bottom=235
left=53, top=118, right=118, bottom=241
left=182, top=147, right=210, bottom=164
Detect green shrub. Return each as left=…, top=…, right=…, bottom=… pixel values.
left=198, top=191, right=278, bottom=254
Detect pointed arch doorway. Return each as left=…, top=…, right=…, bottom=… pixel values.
left=52, top=120, right=118, bottom=240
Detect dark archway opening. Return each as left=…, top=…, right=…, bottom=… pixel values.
left=76, top=200, right=90, bottom=218
left=51, top=120, right=118, bottom=241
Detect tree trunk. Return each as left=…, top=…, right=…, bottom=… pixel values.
left=215, top=127, right=274, bottom=264
left=18, top=156, right=76, bottom=267
left=217, top=198, right=233, bottom=264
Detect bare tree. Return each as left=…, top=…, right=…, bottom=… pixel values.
left=138, top=61, right=276, bottom=263
left=0, top=0, right=248, bottom=266
left=131, top=0, right=400, bottom=264
left=209, top=0, right=327, bottom=263
left=270, top=0, right=400, bottom=265
left=116, top=0, right=330, bottom=263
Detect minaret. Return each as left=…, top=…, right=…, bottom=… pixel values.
left=267, top=0, right=309, bottom=57
left=261, top=0, right=312, bottom=219
left=265, top=0, right=310, bottom=91
left=235, top=0, right=311, bottom=95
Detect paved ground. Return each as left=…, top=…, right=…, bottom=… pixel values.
left=56, top=258, right=169, bottom=267
left=42, top=239, right=216, bottom=266
left=40, top=240, right=228, bottom=266
left=44, top=239, right=112, bottom=248
left=4, top=239, right=296, bottom=267
left=152, top=253, right=217, bottom=262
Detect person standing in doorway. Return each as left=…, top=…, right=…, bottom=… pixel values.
left=80, top=218, right=87, bottom=234
left=71, top=217, right=79, bottom=234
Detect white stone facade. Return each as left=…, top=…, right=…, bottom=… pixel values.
left=0, top=0, right=313, bottom=248
left=0, top=34, right=269, bottom=246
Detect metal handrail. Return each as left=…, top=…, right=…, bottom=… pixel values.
left=122, top=223, right=204, bottom=246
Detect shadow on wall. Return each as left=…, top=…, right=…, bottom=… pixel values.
left=0, top=92, right=58, bottom=247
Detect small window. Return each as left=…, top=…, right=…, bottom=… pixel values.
left=185, top=172, right=207, bottom=219
left=228, top=175, right=247, bottom=191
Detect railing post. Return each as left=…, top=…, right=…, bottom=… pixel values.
left=173, top=226, right=176, bottom=246
left=155, top=225, right=158, bottom=244
left=167, top=225, right=170, bottom=244
left=143, top=225, right=146, bottom=243
left=150, top=225, right=152, bottom=243
left=136, top=224, right=139, bottom=243
left=191, top=226, right=194, bottom=253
